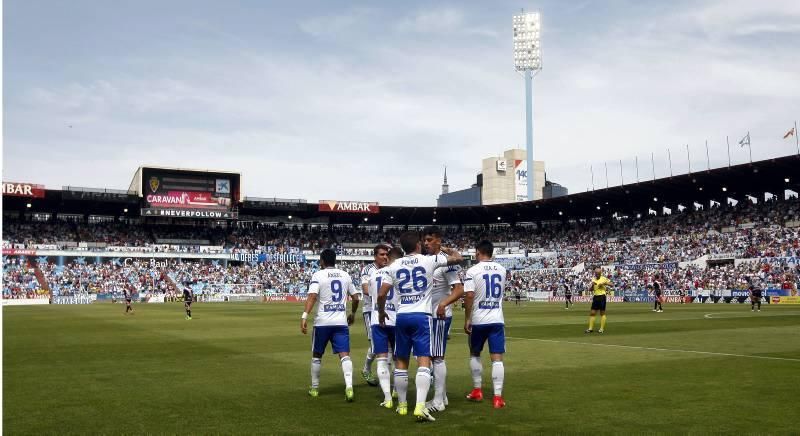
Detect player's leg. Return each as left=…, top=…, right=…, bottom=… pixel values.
left=429, top=317, right=451, bottom=411
left=185, top=301, right=192, bottom=319
left=412, top=316, right=435, bottom=421
left=332, top=327, right=354, bottom=402
left=372, top=325, right=393, bottom=407
left=586, top=307, right=597, bottom=333
left=362, top=312, right=377, bottom=385
left=488, top=324, right=506, bottom=408
left=658, top=297, right=663, bottom=312
left=309, top=327, right=326, bottom=397
left=467, top=325, right=487, bottom=401
left=599, top=307, right=607, bottom=333
left=393, top=316, right=412, bottom=415
left=757, top=298, right=761, bottom=311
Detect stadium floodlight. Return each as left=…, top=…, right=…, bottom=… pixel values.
left=785, top=178, right=790, bottom=183
left=123, top=208, right=128, bottom=213
left=653, top=197, right=658, bottom=202
left=558, top=211, right=563, bottom=216
left=513, top=10, right=542, bottom=202
left=288, top=215, right=293, bottom=219
left=363, top=217, right=368, bottom=222
left=26, top=203, right=32, bottom=208
left=722, top=187, right=727, bottom=192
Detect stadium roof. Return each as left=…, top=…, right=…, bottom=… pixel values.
left=4, top=155, right=798, bottom=225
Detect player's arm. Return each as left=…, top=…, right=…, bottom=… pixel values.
left=463, top=274, right=475, bottom=334
left=436, top=279, right=464, bottom=318
left=439, top=247, right=463, bottom=266
left=347, top=283, right=360, bottom=326
left=377, top=270, right=392, bottom=326
left=301, top=276, right=320, bottom=334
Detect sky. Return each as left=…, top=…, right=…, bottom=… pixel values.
left=3, top=0, right=800, bottom=205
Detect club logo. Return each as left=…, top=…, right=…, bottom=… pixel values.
left=149, top=177, right=160, bottom=193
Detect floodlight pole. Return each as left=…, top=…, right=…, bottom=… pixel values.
left=525, top=69, right=535, bottom=202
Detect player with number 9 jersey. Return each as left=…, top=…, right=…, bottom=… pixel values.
left=308, top=268, right=359, bottom=328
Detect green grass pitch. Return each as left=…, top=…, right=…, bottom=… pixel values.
left=4, top=302, right=799, bottom=434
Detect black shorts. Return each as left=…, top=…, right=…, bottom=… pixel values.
left=565, top=295, right=572, bottom=301
left=125, top=299, right=132, bottom=304
left=184, top=301, right=192, bottom=307
left=591, top=295, right=607, bottom=311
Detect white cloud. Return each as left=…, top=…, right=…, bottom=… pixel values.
left=3, top=1, right=799, bottom=205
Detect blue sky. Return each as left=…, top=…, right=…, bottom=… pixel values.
left=4, top=0, right=799, bottom=205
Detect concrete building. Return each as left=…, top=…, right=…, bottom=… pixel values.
left=481, top=149, right=545, bottom=205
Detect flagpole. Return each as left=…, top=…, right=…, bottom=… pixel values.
left=604, top=162, right=609, bottom=188
left=590, top=165, right=595, bottom=191
left=726, top=136, right=731, bottom=167
left=747, top=131, right=752, bottom=163
left=705, top=140, right=710, bottom=170
left=619, top=159, right=624, bottom=185
left=651, top=152, right=655, bottom=181
left=635, top=156, right=640, bottom=182
left=686, top=144, right=691, bottom=174
left=795, top=121, right=799, bottom=155
left=668, top=148, right=673, bottom=177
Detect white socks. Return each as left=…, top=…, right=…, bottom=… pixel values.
left=470, top=356, right=482, bottom=388
left=415, top=367, right=432, bottom=407
left=433, top=358, right=447, bottom=404
left=311, top=357, right=321, bottom=389
left=394, top=369, right=408, bottom=403
left=491, top=361, right=504, bottom=396
left=363, top=351, right=375, bottom=373
left=341, top=356, right=353, bottom=389
left=377, top=357, right=391, bottom=400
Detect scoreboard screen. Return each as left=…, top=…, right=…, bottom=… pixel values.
left=138, top=167, right=241, bottom=219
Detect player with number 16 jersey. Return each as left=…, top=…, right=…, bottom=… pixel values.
left=463, top=240, right=508, bottom=409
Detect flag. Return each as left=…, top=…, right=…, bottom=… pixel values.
left=738, top=133, right=750, bottom=148
left=784, top=127, right=795, bottom=139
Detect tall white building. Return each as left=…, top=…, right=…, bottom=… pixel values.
left=481, top=149, right=545, bottom=205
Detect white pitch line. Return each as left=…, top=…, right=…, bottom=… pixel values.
left=703, top=311, right=800, bottom=319
left=502, top=335, right=800, bottom=363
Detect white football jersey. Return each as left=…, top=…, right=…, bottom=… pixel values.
left=308, top=268, right=360, bottom=327
left=430, top=257, right=462, bottom=318
left=359, top=263, right=378, bottom=312
left=383, top=253, right=449, bottom=315
left=464, top=261, right=507, bottom=325
left=370, top=266, right=400, bottom=327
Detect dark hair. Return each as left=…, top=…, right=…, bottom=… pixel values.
left=388, top=246, right=404, bottom=260
left=320, top=248, right=337, bottom=267
left=422, top=226, right=442, bottom=238
left=373, top=244, right=390, bottom=256
left=476, top=240, right=493, bottom=257
left=399, top=231, right=420, bottom=254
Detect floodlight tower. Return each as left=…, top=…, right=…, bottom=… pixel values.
left=513, top=11, right=542, bottom=202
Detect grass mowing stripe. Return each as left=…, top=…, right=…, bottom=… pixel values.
left=485, top=334, right=800, bottom=363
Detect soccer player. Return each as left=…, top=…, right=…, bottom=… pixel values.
left=585, top=268, right=612, bottom=334
left=359, top=244, right=390, bottom=387
left=371, top=246, right=403, bottom=408
left=749, top=283, right=762, bottom=312
left=449, top=240, right=508, bottom=409
left=301, top=248, right=361, bottom=401
left=183, top=282, right=193, bottom=320
left=124, top=285, right=134, bottom=315
left=422, top=226, right=464, bottom=413
left=652, top=274, right=664, bottom=312
left=564, top=282, right=573, bottom=309
left=377, top=231, right=462, bottom=422
left=515, top=290, right=522, bottom=306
